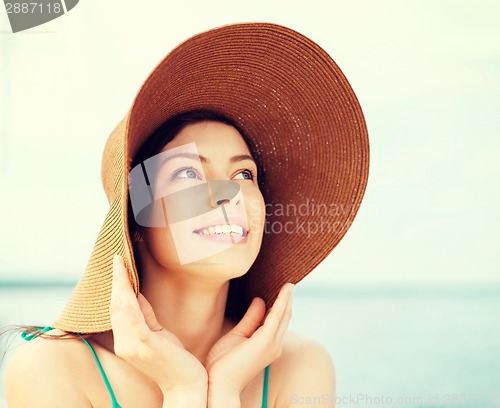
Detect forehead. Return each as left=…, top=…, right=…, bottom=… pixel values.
left=161, top=121, right=251, bottom=154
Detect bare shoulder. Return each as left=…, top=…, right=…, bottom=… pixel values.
left=271, top=330, right=336, bottom=407
left=4, top=329, right=91, bottom=407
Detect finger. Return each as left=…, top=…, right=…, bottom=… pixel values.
left=110, top=255, right=141, bottom=320
left=137, top=292, right=163, bottom=332
left=274, top=284, right=293, bottom=341
left=111, top=300, right=151, bottom=347
left=229, top=297, right=266, bottom=338
left=111, top=254, right=137, bottom=304
left=110, top=255, right=149, bottom=341
left=256, top=283, right=294, bottom=337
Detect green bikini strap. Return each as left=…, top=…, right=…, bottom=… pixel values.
left=262, top=364, right=270, bottom=408
left=77, top=334, right=122, bottom=408
left=21, top=326, right=121, bottom=408
left=22, top=326, right=267, bottom=408
left=21, top=325, right=54, bottom=341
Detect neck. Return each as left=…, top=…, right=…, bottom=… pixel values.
left=140, top=267, right=231, bottom=365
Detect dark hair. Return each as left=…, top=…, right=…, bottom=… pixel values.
left=128, top=109, right=266, bottom=242
left=0, top=110, right=262, bottom=351
left=127, top=109, right=266, bottom=322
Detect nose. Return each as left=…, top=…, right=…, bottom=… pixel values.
left=208, top=180, right=240, bottom=208
left=151, top=179, right=240, bottom=224
left=205, top=179, right=240, bottom=209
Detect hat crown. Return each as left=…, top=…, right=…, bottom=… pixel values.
left=53, top=22, right=369, bottom=334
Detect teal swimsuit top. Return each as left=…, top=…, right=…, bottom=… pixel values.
left=23, top=327, right=270, bottom=407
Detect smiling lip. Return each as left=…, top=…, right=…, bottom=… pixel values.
left=193, top=216, right=248, bottom=243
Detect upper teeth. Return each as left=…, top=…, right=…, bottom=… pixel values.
left=197, top=224, right=244, bottom=236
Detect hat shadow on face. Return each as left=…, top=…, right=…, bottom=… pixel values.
left=53, top=23, right=369, bottom=334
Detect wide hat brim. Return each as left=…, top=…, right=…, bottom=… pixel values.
left=54, top=22, right=369, bottom=333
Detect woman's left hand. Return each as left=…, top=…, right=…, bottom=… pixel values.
left=205, top=282, right=294, bottom=395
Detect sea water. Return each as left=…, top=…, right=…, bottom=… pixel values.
left=1, top=283, right=499, bottom=408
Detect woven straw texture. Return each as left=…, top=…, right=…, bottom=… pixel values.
left=54, top=22, right=369, bottom=333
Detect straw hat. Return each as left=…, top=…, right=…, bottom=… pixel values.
left=53, top=22, right=370, bottom=333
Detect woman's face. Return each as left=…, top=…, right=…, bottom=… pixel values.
left=140, top=121, right=266, bottom=281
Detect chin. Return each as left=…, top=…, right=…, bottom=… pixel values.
left=143, top=224, right=263, bottom=281
left=180, top=247, right=258, bottom=280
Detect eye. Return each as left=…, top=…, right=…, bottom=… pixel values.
left=234, top=169, right=255, bottom=180
left=172, top=167, right=202, bottom=180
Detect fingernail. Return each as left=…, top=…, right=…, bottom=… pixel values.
left=113, top=254, right=123, bottom=266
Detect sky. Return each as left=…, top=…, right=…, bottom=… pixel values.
left=0, top=0, right=499, bottom=286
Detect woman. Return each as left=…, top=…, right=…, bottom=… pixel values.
left=4, top=22, right=369, bottom=407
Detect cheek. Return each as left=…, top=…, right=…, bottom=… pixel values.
left=143, top=226, right=180, bottom=265
left=242, top=186, right=266, bottom=236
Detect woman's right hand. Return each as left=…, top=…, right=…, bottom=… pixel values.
left=110, top=254, right=208, bottom=401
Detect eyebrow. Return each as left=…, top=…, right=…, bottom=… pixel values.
left=161, top=152, right=256, bottom=165
left=160, top=152, right=204, bottom=164
left=229, top=154, right=256, bottom=164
